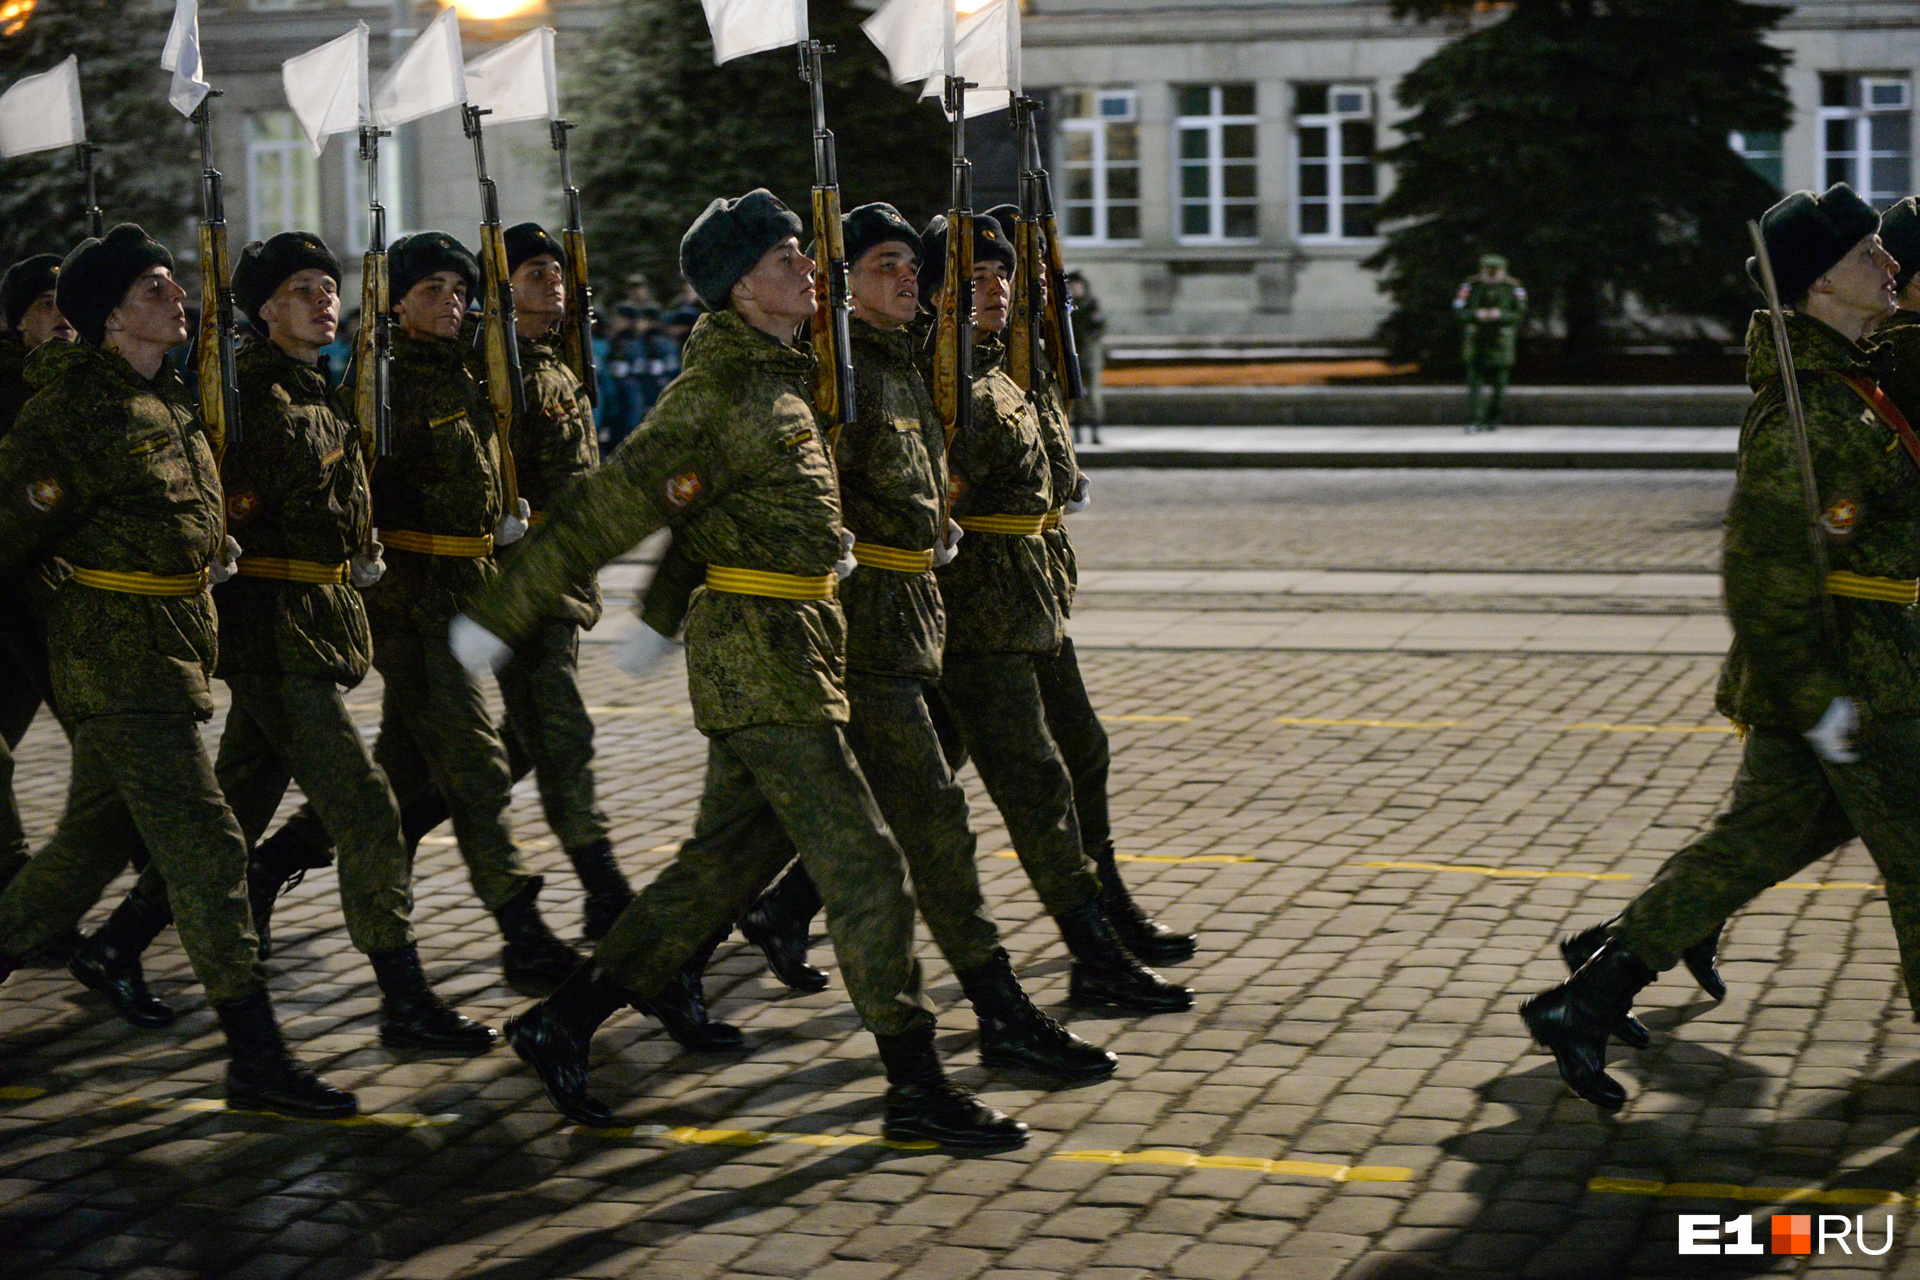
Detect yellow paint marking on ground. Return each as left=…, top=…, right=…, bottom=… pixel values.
left=989, top=850, right=1255, bottom=865
left=1275, top=717, right=1458, bottom=729
left=1590, top=1176, right=1904, bottom=1207
left=1564, top=723, right=1739, bottom=734
left=1768, top=880, right=1881, bottom=892
left=588, top=1123, right=937, bottom=1152
left=1103, top=714, right=1193, bottom=723
left=418, top=835, right=555, bottom=850
left=585, top=705, right=690, bottom=715
left=1357, top=860, right=1634, bottom=882
left=1052, top=1148, right=1411, bottom=1183
left=109, top=1095, right=461, bottom=1128
left=0, top=1085, right=47, bottom=1101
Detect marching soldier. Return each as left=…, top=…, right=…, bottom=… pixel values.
left=1876, top=196, right=1920, bottom=418
left=1524, top=185, right=1920, bottom=1113
left=1454, top=252, right=1526, bottom=432
left=452, top=190, right=1027, bottom=1148
left=0, top=224, right=354, bottom=1117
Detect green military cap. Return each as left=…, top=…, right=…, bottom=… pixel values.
left=232, top=232, right=342, bottom=333
left=1880, top=196, right=1920, bottom=293
left=842, top=202, right=921, bottom=268
left=504, top=222, right=567, bottom=275
left=1747, top=182, right=1881, bottom=305
left=57, top=223, right=173, bottom=348
left=2, top=253, right=63, bottom=330
left=680, top=189, right=804, bottom=310
left=389, top=231, right=481, bottom=305
left=916, top=212, right=1017, bottom=301
left=1479, top=253, right=1508, bottom=271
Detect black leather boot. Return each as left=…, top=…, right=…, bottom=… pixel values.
left=1091, top=841, right=1195, bottom=964
left=631, top=927, right=743, bottom=1052
left=1558, top=923, right=1651, bottom=1050
left=216, top=990, right=358, bottom=1119
left=565, top=838, right=634, bottom=943
left=1055, top=901, right=1193, bottom=1013
left=368, top=944, right=499, bottom=1054
left=1682, top=924, right=1726, bottom=1001
left=493, top=877, right=585, bottom=992
left=738, top=862, right=828, bottom=992
left=956, top=949, right=1116, bottom=1080
left=1520, top=941, right=1657, bottom=1113
left=69, top=890, right=177, bottom=1028
left=874, top=1022, right=1028, bottom=1150
left=246, top=820, right=336, bottom=960
left=505, top=963, right=631, bottom=1127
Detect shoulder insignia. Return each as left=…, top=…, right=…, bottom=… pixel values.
left=428, top=411, right=467, bottom=431
left=947, top=473, right=967, bottom=505
left=227, top=490, right=262, bottom=524
left=25, top=476, right=63, bottom=513
left=318, top=444, right=345, bottom=468
left=1820, top=496, right=1861, bottom=540
left=781, top=427, right=816, bottom=451
left=663, top=468, right=704, bottom=510
left=126, top=430, right=171, bottom=458
left=893, top=417, right=920, bottom=433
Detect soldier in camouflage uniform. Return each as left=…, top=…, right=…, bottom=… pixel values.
left=1453, top=253, right=1527, bottom=433
left=452, top=190, right=1026, bottom=1149
left=1524, top=185, right=1920, bottom=1113
left=1875, top=196, right=1920, bottom=419
left=0, top=225, right=353, bottom=1118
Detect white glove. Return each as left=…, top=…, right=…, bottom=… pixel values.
left=1063, top=474, right=1091, bottom=515
left=1806, top=695, right=1859, bottom=764
left=615, top=622, right=683, bottom=679
left=494, top=498, right=531, bottom=547
left=833, top=528, right=857, bottom=580
left=350, top=540, right=386, bottom=589
left=932, top=520, right=964, bottom=568
left=448, top=613, right=513, bottom=676
left=207, top=535, right=242, bottom=585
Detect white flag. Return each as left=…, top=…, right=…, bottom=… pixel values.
left=160, top=0, right=211, bottom=117
left=919, top=0, right=1020, bottom=118
left=282, top=24, right=368, bottom=156
left=862, top=0, right=946, bottom=88
left=372, top=3, right=465, bottom=128
left=464, top=27, right=556, bottom=126
left=699, top=0, right=808, bottom=65
left=0, top=56, right=87, bottom=159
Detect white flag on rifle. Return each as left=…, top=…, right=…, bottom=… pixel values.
left=919, top=0, right=1020, bottom=119
left=372, top=3, right=466, bottom=128
left=282, top=24, right=368, bottom=156
left=160, top=0, right=211, bottom=117
left=464, top=27, right=557, bottom=126
left=0, top=56, right=87, bottom=159
left=861, top=0, right=945, bottom=87
left=699, top=0, right=808, bottom=65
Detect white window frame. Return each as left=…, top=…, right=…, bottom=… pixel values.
left=245, top=112, right=321, bottom=244
left=1819, top=74, right=1912, bottom=209
left=1057, top=89, right=1141, bottom=245
left=1729, top=129, right=1784, bottom=190
left=1294, top=82, right=1379, bottom=243
left=1175, top=83, right=1259, bottom=245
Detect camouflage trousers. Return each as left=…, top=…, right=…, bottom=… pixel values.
left=594, top=722, right=933, bottom=1038
left=0, top=712, right=263, bottom=1003
left=937, top=651, right=1103, bottom=915
left=212, top=674, right=413, bottom=954
left=1034, top=638, right=1112, bottom=856
left=372, top=628, right=532, bottom=912
left=1612, top=721, right=1920, bottom=1012
left=496, top=619, right=609, bottom=853
left=0, top=607, right=52, bottom=882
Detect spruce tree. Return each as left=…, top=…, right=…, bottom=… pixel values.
left=0, top=0, right=194, bottom=264
left=1367, top=0, right=1791, bottom=370
left=568, top=0, right=950, bottom=296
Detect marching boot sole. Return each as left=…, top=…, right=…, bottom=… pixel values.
left=1067, top=970, right=1194, bottom=1015
left=1558, top=927, right=1651, bottom=1050
left=68, top=950, right=177, bottom=1029
left=379, top=1022, right=500, bottom=1056
left=883, top=1115, right=1030, bottom=1151
left=979, top=1041, right=1118, bottom=1081
left=226, top=1082, right=359, bottom=1121
left=504, top=1012, right=619, bottom=1128
left=1519, top=993, right=1626, bottom=1113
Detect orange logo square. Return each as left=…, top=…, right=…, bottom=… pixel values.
left=1771, top=1214, right=1811, bottom=1254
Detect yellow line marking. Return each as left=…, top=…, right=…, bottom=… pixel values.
left=1590, top=1176, right=1905, bottom=1207
left=648, top=843, right=680, bottom=853
left=1770, top=880, right=1881, bottom=891
left=418, top=835, right=555, bottom=850
left=109, top=1095, right=461, bottom=1129
left=1276, top=717, right=1458, bottom=729
left=1357, top=860, right=1633, bottom=882
left=1564, top=723, right=1738, bottom=734
left=1052, top=1148, right=1410, bottom=1182
left=585, top=705, right=690, bottom=715
left=588, top=1123, right=938, bottom=1152
left=1103, top=714, right=1193, bottom=723
left=0, top=1085, right=47, bottom=1101
left=990, top=850, right=1256, bottom=864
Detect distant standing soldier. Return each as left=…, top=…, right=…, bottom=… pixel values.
left=1065, top=270, right=1106, bottom=444
left=1454, top=252, right=1526, bottom=432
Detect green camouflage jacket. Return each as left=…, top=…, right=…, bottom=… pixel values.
left=0, top=332, right=29, bottom=438
left=838, top=319, right=946, bottom=680
left=0, top=340, right=222, bottom=721
left=1716, top=311, right=1920, bottom=731
left=1454, top=276, right=1527, bottom=368
left=1033, top=359, right=1081, bottom=617
left=364, top=329, right=506, bottom=635
left=935, top=335, right=1062, bottom=657
left=505, top=331, right=602, bottom=628
left=469, top=308, right=848, bottom=735
left=213, top=338, right=373, bottom=686
left=1872, top=308, right=1920, bottom=426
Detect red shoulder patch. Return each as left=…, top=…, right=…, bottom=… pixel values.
left=663, top=468, right=704, bottom=510
left=227, top=491, right=262, bottom=524
left=25, top=477, right=63, bottom=513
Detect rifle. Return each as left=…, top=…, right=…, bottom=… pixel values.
left=932, top=72, right=974, bottom=463
left=549, top=118, right=598, bottom=407
left=462, top=104, right=524, bottom=512
left=191, top=92, right=240, bottom=453
left=76, top=142, right=103, bottom=239
left=800, top=39, right=855, bottom=445
left=353, top=123, right=393, bottom=458
left=1020, top=94, right=1083, bottom=403
left=1006, top=97, right=1039, bottom=393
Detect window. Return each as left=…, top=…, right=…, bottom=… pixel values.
left=1295, top=83, right=1378, bottom=240
left=1175, top=83, right=1258, bottom=242
left=246, top=112, right=320, bottom=242
left=342, top=140, right=409, bottom=256
left=1820, top=74, right=1911, bottom=209
left=1730, top=130, right=1783, bottom=190
left=1057, top=89, right=1140, bottom=243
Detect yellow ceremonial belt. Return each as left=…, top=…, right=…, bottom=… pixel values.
left=704, top=565, right=838, bottom=601
left=234, top=557, right=350, bottom=585
left=1827, top=570, right=1920, bottom=606
left=955, top=513, right=1049, bottom=536
left=380, top=529, right=494, bottom=558
left=851, top=542, right=935, bottom=573
left=68, top=566, right=209, bottom=597
left=1043, top=508, right=1064, bottom=530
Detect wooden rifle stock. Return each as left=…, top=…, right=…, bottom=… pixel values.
left=801, top=41, right=856, bottom=444
left=353, top=125, right=393, bottom=460
left=551, top=120, right=598, bottom=407
left=465, top=106, right=525, bottom=511
left=192, top=95, right=240, bottom=454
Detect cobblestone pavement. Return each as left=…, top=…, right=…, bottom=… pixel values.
left=11, top=470, right=1920, bottom=1280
